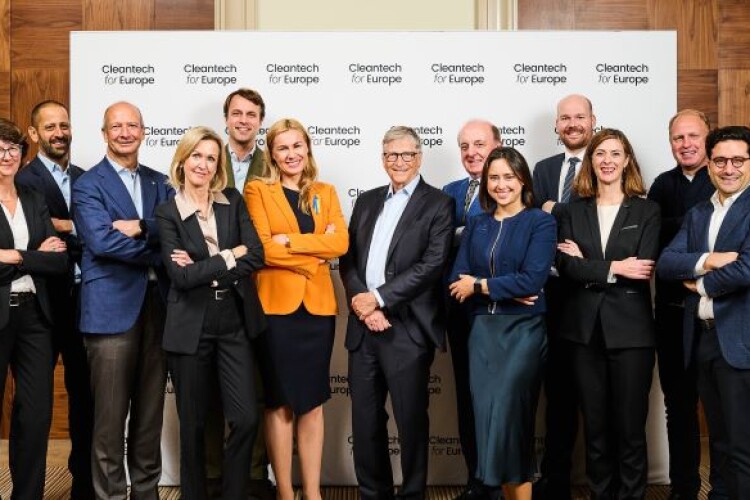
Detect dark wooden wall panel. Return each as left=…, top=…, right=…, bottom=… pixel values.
left=574, top=0, right=649, bottom=29
left=678, top=69, right=719, bottom=126
left=719, top=70, right=750, bottom=127
left=518, top=0, right=575, bottom=29
left=10, top=1, right=82, bottom=70
left=718, top=0, right=750, bottom=70
left=154, top=0, right=214, bottom=30
left=82, top=0, right=154, bottom=30
left=648, top=0, right=718, bottom=70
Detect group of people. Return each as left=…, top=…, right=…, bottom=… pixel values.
left=0, top=86, right=747, bottom=500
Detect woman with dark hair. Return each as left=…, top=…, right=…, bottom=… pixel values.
left=244, top=118, right=348, bottom=500
left=449, top=147, right=556, bottom=500
left=556, top=128, right=660, bottom=499
left=0, top=118, right=68, bottom=498
left=155, top=126, right=266, bottom=500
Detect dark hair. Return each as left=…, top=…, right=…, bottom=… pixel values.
left=574, top=128, right=645, bottom=198
left=30, top=100, right=68, bottom=128
left=223, top=88, right=265, bottom=120
left=0, top=118, right=28, bottom=158
left=478, top=147, right=534, bottom=212
left=706, top=126, right=750, bottom=159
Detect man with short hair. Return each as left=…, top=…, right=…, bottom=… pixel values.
left=17, top=100, right=94, bottom=499
left=442, top=119, right=501, bottom=500
left=532, top=94, right=596, bottom=500
left=647, top=109, right=716, bottom=500
left=658, top=125, right=750, bottom=499
left=223, top=87, right=266, bottom=190
left=72, top=101, right=174, bottom=500
left=341, top=126, right=453, bottom=500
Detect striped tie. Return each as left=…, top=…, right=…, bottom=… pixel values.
left=462, top=179, right=480, bottom=223
left=561, top=157, right=579, bottom=203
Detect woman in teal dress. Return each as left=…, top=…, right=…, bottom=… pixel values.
left=450, top=147, right=556, bottom=500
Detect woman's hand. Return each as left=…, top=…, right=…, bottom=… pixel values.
left=39, top=236, right=66, bottom=253
left=0, top=249, right=22, bottom=265
left=611, top=257, right=655, bottom=280
left=557, top=239, right=583, bottom=258
left=271, top=233, right=289, bottom=246
left=232, top=245, right=248, bottom=259
left=171, top=249, right=194, bottom=267
left=449, top=274, right=477, bottom=303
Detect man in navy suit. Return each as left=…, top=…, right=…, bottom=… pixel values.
left=657, top=126, right=750, bottom=499
left=442, top=119, right=501, bottom=500
left=16, top=100, right=94, bottom=499
left=72, top=101, right=174, bottom=500
left=532, top=94, right=596, bottom=500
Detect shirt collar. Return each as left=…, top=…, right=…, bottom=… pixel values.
left=37, top=153, right=67, bottom=175
left=107, top=155, right=139, bottom=175
left=175, top=189, right=229, bottom=221
left=711, top=185, right=749, bottom=209
left=563, top=151, right=583, bottom=165
left=229, top=145, right=256, bottom=163
left=387, top=174, right=421, bottom=198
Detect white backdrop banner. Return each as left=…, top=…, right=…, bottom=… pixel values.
left=70, top=31, right=676, bottom=486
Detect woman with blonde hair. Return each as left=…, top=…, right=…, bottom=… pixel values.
left=156, top=126, right=266, bottom=500
left=245, top=118, right=348, bottom=500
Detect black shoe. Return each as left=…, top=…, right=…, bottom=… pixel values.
left=248, top=478, right=276, bottom=500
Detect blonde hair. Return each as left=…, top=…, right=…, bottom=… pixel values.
left=262, top=118, right=318, bottom=214
left=169, top=126, right=227, bottom=192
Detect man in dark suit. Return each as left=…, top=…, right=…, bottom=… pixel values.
left=647, top=109, right=717, bottom=500
left=531, top=94, right=596, bottom=500
left=72, top=101, right=174, bottom=500
left=341, top=126, right=453, bottom=500
left=657, top=125, right=750, bottom=499
left=223, top=88, right=266, bottom=191
left=16, top=100, right=94, bottom=499
left=442, top=119, right=501, bottom=500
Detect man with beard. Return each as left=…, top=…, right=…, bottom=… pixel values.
left=17, top=100, right=94, bottom=499
left=532, top=94, right=596, bottom=500
left=442, top=120, right=502, bottom=500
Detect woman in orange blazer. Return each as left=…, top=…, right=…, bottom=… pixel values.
left=244, top=118, right=348, bottom=500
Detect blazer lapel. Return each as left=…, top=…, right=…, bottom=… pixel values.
left=32, top=161, right=69, bottom=217
left=0, top=204, right=13, bottom=249
left=214, top=199, right=231, bottom=250
left=583, top=198, right=604, bottom=260
left=269, top=182, right=300, bottom=233
left=99, top=159, right=139, bottom=219
left=18, top=188, right=39, bottom=246
left=309, top=184, right=324, bottom=233
left=603, top=198, right=631, bottom=259
left=386, top=180, right=427, bottom=262
left=139, top=166, right=158, bottom=218
left=715, top=190, right=750, bottom=250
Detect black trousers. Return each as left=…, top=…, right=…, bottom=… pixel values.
left=570, top=337, right=654, bottom=500
left=0, top=294, right=54, bottom=500
left=49, top=282, right=94, bottom=499
left=445, top=299, right=478, bottom=484
left=654, top=303, right=701, bottom=497
left=349, top=321, right=435, bottom=500
left=695, top=321, right=750, bottom=500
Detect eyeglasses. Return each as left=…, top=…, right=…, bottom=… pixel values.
left=711, top=156, right=750, bottom=169
left=383, top=151, right=419, bottom=163
left=0, top=144, right=22, bottom=160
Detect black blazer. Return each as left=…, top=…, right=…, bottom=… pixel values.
left=155, top=188, right=266, bottom=355
left=557, top=196, right=660, bottom=349
left=532, top=152, right=580, bottom=218
left=0, top=185, right=68, bottom=329
left=340, top=177, right=454, bottom=350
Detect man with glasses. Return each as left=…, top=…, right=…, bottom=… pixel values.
left=442, top=120, right=501, bottom=500
left=17, top=100, right=94, bottom=499
left=72, top=101, right=174, bottom=500
left=341, top=126, right=453, bottom=500
left=658, top=125, right=750, bottom=498
left=647, top=109, right=717, bottom=500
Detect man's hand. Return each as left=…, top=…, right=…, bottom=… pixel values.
left=542, top=201, right=556, bottom=214
left=683, top=279, right=698, bottom=293
left=51, top=217, right=74, bottom=234
left=351, top=291, right=378, bottom=319
left=364, top=310, right=392, bottom=332
left=113, top=220, right=142, bottom=239
left=39, top=236, right=66, bottom=253
left=704, top=251, right=738, bottom=271
left=611, top=257, right=655, bottom=280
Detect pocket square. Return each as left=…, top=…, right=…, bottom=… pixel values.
left=621, top=224, right=638, bottom=231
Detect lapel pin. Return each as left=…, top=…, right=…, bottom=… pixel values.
left=313, top=194, right=320, bottom=215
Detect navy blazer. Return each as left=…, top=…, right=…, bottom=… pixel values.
left=657, top=189, right=750, bottom=369
left=557, top=196, right=660, bottom=349
left=443, top=177, right=484, bottom=227
left=450, top=209, right=556, bottom=317
left=532, top=153, right=580, bottom=218
left=0, top=185, right=68, bottom=329
left=72, top=157, right=174, bottom=334
left=340, top=177, right=454, bottom=350
left=156, top=188, right=266, bottom=354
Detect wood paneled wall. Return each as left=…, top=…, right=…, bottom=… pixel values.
left=0, top=0, right=213, bottom=439
left=518, top=0, right=750, bottom=129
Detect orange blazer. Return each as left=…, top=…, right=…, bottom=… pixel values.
left=244, top=179, right=349, bottom=315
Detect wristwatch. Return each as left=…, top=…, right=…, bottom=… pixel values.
left=473, top=277, right=482, bottom=294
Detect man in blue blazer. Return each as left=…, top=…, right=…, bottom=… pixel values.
left=442, top=119, right=501, bottom=500
left=531, top=94, right=596, bottom=500
left=657, top=125, right=750, bottom=499
left=17, top=100, right=94, bottom=499
left=72, top=101, right=174, bottom=500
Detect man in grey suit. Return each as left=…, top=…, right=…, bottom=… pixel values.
left=532, top=94, right=596, bottom=500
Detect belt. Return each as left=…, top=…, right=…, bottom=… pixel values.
left=212, top=288, right=232, bottom=301
left=9, top=292, right=35, bottom=307
left=697, top=318, right=715, bottom=330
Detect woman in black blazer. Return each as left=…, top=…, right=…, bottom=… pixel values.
left=0, top=118, right=68, bottom=498
left=556, top=128, right=660, bottom=500
left=155, top=126, right=266, bottom=500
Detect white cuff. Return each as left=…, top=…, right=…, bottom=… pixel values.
left=695, top=253, right=709, bottom=275
left=372, top=289, right=385, bottom=308
left=219, top=249, right=236, bottom=270
left=697, top=277, right=708, bottom=297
